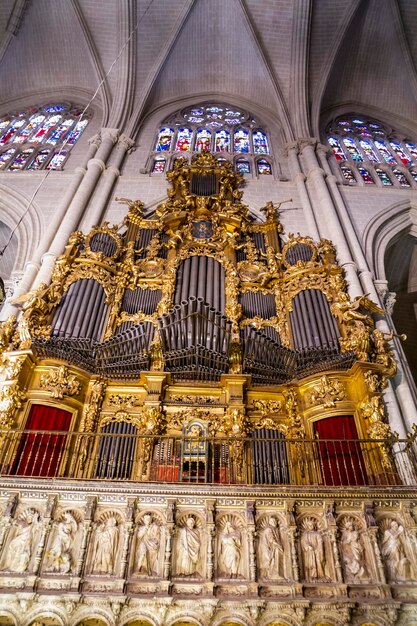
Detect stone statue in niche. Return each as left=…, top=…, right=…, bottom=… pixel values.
left=0, top=508, right=40, bottom=573
left=339, top=516, right=369, bottom=583
left=258, top=515, right=287, bottom=580
left=175, top=515, right=202, bottom=577
left=44, top=511, right=78, bottom=574
left=91, top=513, right=120, bottom=575
left=300, top=517, right=327, bottom=582
left=134, top=512, right=161, bottom=576
left=218, top=518, right=242, bottom=578
left=379, top=518, right=416, bottom=582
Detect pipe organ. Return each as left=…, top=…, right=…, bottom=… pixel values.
left=0, top=153, right=415, bottom=620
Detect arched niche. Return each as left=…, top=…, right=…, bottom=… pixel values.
left=75, top=620, right=108, bottom=626
left=0, top=616, right=16, bottom=626
left=28, top=620, right=62, bottom=626
left=124, top=621, right=154, bottom=626
left=385, top=233, right=417, bottom=385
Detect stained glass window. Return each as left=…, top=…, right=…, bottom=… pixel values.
left=195, top=129, right=211, bottom=152
left=152, top=104, right=269, bottom=174
left=175, top=127, right=192, bottom=152
left=326, top=114, right=417, bottom=189
left=28, top=150, right=51, bottom=171
left=374, top=140, right=396, bottom=164
left=47, top=151, right=68, bottom=170
left=257, top=159, right=272, bottom=175
left=234, top=129, right=249, bottom=153
left=9, top=148, right=35, bottom=170
left=152, top=156, right=166, bottom=173
left=343, top=138, right=363, bottom=162
left=410, top=170, right=417, bottom=183
left=215, top=130, right=230, bottom=152
left=253, top=130, right=269, bottom=154
left=375, top=168, right=392, bottom=186
left=358, top=167, right=374, bottom=183
left=392, top=169, right=410, bottom=187
left=359, top=139, right=378, bottom=162
left=340, top=165, right=356, bottom=183
left=155, top=127, right=173, bottom=152
left=0, top=103, right=90, bottom=171
left=328, top=137, right=345, bottom=161
left=0, top=149, right=15, bottom=169
left=236, top=159, right=250, bottom=174
left=389, top=142, right=411, bottom=166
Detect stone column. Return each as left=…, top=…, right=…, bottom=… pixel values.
left=299, top=139, right=363, bottom=298
left=0, top=136, right=102, bottom=320
left=316, top=145, right=417, bottom=431
left=285, top=141, right=320, bottom=240
left=80, top=133, right=135, bottom=232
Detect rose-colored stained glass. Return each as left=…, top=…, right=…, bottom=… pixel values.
left=152, top=157, right=166, bottom=173
left=328, top=136, right=345, bottom=161
left=175, top=127, right=192, bottom=152
left=31, top=114, right=61, bottom=144
left=195, top=129, right=211, bottom=152
left=390, top=142, right=411, bottom=166
left=358, top=167, right=374, bottom=183
left=0, top=120, right=25, bottom=145
left=13, top=115, right=45, bottom=144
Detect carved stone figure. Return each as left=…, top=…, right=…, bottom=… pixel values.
left=218, top=520, right=241, bottom=578
left=175, top=515, right=201, bottom=576
left=339, top=517, right=368, bottom=583
left=135, top=513, right=161, bottom=576
left=300, top=517, right=326, bottom=582
left=91, top=516, right=119, bottom=575
left=1, top=508, right=40, bottom=573
left=45, top=512, right=78, bottom=573
left=380, top=519, right=415, bottom=582
left=258, top=516, right=286, bottom=580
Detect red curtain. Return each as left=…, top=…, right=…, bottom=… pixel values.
left=313, top=415, right=367, bottom=486
left=13, top=405, right=72, bottom=477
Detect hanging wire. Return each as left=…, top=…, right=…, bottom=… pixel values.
left=0, top=0, right=155, bottom=257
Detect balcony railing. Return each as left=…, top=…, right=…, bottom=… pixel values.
left=0, top=429, right=416, bottom=487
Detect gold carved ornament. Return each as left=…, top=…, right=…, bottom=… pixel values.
left=39, top=366, right=81, bottom=400
left=331, top=293, right=382, bottom=362
left=360, top=395, right=394, bottom=470
left=251, top=399, right=283, bottom=430
left=306, top=375, right=346, bottom=409
left=0, top=382, right=25, bottom=430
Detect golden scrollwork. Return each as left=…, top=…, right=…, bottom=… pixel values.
left=364, top=370, right=387, bottom=393
left=0, top=315, right=17, bottom=354
left=0, top=382, right=25, bottom=430
left=1, top=355, right=26, bottom=380
left=80, top=380, right=107, bottom=432
left=306, top=375, right=346, bottom=408
left=40, top=366, right=81, bottom=399
left=251, top=399, right=282, bottom=430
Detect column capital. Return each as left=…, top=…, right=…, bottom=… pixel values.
left=298, top=137, right=317, bottom=152
left=118, top=133, right=135, bottom=154
left=100, top=128, right=120, bottom=144
left=284, top=140, right=300, bottom=157
left=316, top=142, right=331, bottom=155
left=88, top=133, right=101, bottom=148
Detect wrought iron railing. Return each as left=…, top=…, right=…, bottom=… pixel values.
left=0, top=430, right=416, bottom=487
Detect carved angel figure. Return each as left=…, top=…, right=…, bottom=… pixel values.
left=339, top=518, right=368, bottom=583
left=300, top=517, right=326, bottom=582
left=218, top=520, right=241, bottom=578
left=135, top=513, right=161, bottom=576
left=175, top=515, right=201, bottom=576
left=1, top=509, right=40, bottom=573
left=258, top=516, right=286, bottom=580
left=44, top=512, right=78, bottom=574
left=91, top=516, right=119, bottom=575
left=380, top=519, right=415, bottom=582
left=0, top=315, right=16, bottom=353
